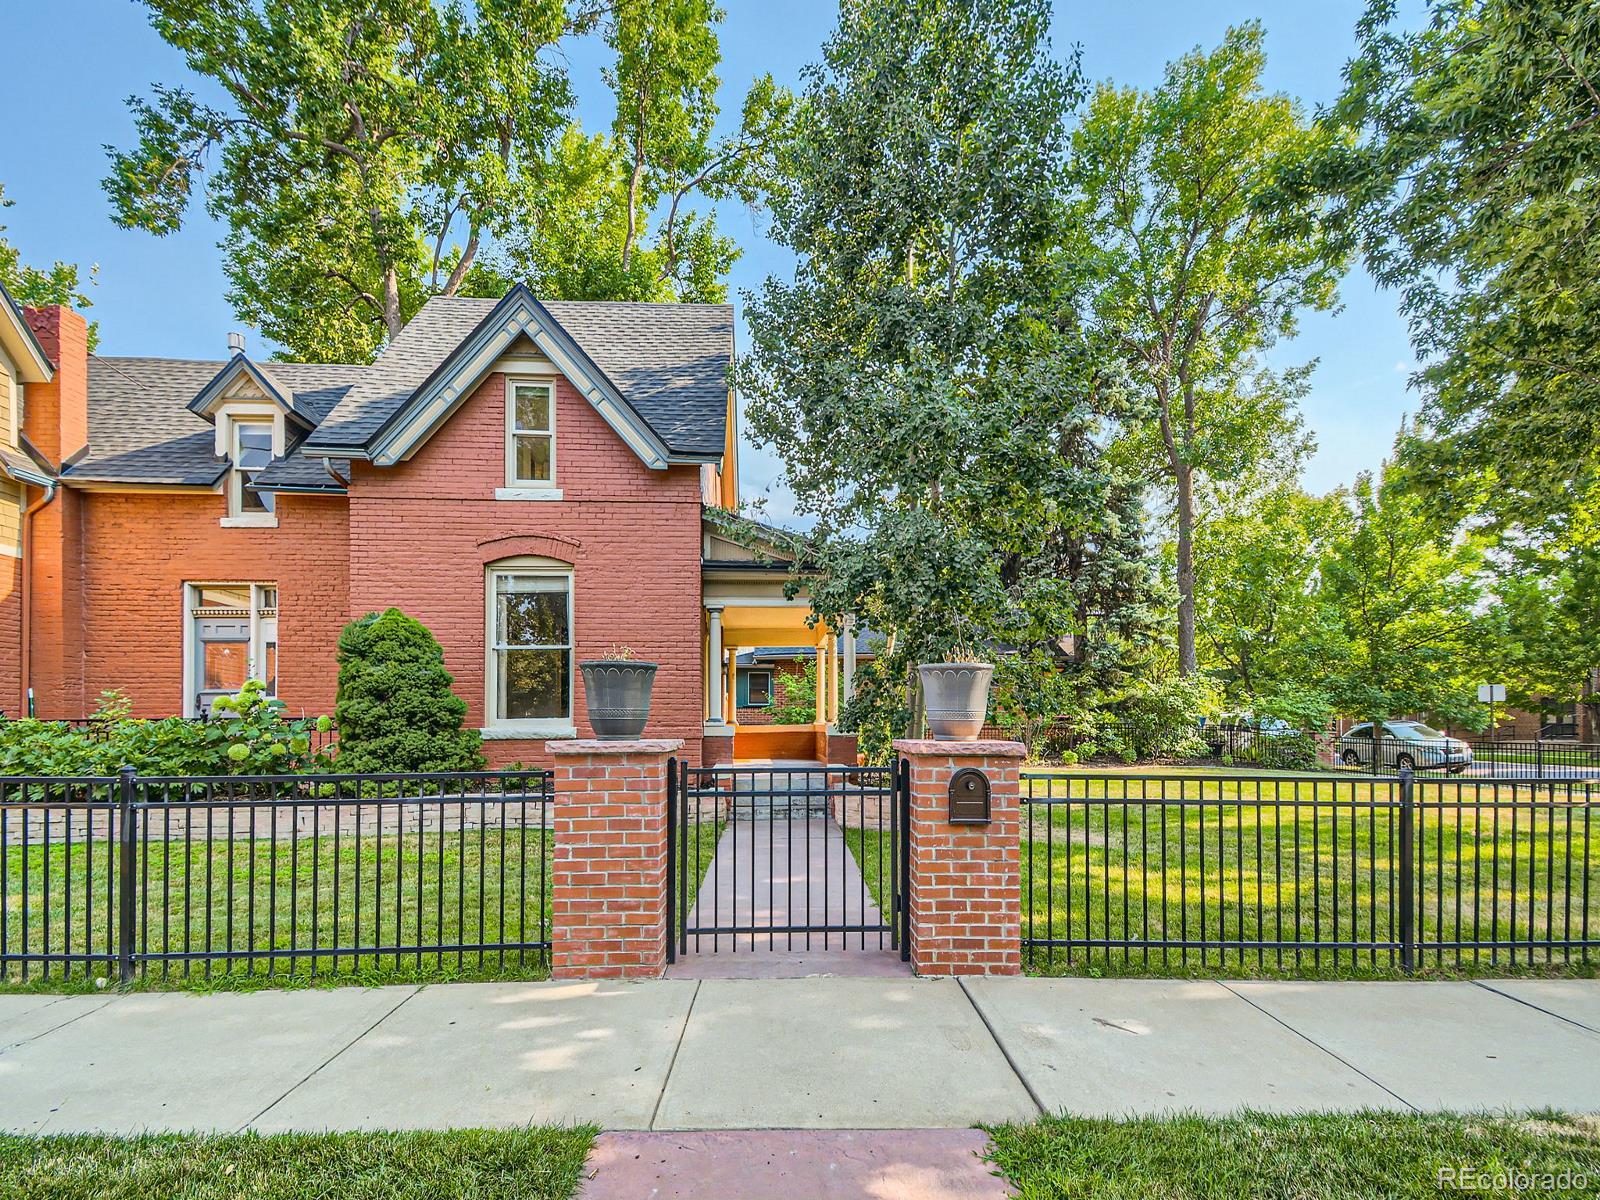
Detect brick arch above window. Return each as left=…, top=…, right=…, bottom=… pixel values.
left=475, top=532, right=583, bottom=566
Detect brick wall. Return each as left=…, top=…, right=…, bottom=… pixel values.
left=895, top=739, right=1024, bottom=977
left=74, top=491, right=350, bottom=718
left=548, top=739, right=677, bottom=979
left=734, top=658, right=809, bottom=726
left=347, top=369, right=704, bottom=767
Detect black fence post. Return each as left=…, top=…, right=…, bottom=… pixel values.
left=1397, top=766, right=1415, bottom=974
left=665, top=757, right=677, bottom=965
left=117, top=765, right=137, bottom=985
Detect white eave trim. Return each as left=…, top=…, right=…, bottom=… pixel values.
left=365, top=297, right=676, bottom=471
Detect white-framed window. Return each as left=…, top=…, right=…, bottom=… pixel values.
left=505, top=378, right=556, bottom=488
left=485, top=562, right=573, bottom=734
left=184, top=583, right=278, bottom=716
left=227, top=418, right=276, bottom=524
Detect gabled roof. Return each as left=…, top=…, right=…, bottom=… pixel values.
left=186, top=355, right=324, bottom=430
left=67, top=358, right=362, bottom=487
left=305, top=287, right=733, bottom=464
left=67, top=287, right=732, bottom=491
left=0, top=281, right=53, bottom=383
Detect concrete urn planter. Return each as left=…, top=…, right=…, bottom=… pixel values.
left=579, top=660, right=659, bottom=739
left=917, top=662, right=995, bottom=741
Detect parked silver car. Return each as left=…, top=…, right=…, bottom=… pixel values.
left=1338, top=721, right=1473, bottom=773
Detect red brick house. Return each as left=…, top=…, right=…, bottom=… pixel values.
left=0, top=283, right=868, bottom=767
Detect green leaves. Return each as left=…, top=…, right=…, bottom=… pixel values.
left=1072, top=22, right=1348, bottom=673
left=1314, top=0, right=1600, bottom=532
left=333, top=608, right=485, bottom=775
left=106, top=0, right=785, bottom=360
left=742, top=0, right=1158, bottom=751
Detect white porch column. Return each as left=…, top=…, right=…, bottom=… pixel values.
left=828, top=630, right=842, bottom=729
left=814, top=631, right=828, bottom=725
left=706, top=605, right=726, bottom=725
left=842, top=616, right=857, bottom=709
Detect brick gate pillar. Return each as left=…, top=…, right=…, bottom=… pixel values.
left=894, top=739, right=1025, bottom=976
left=548, top=738, right=680, bottom=980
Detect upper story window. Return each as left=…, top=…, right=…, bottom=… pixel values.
left=227, top=418, right=276, bottom=525
left=506, top=379, right=556, bottom=489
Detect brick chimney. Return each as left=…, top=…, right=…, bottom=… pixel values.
left=19, top=304, right=88, bottom=717
left=22, top=305, right=88, bottom=468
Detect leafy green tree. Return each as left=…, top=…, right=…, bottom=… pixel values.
left=105, top=0, right=788, bottom=361
left=0, top=183, right=96, bottom=344
left=334, top=608, right=485, bottom=774
left=743, top=0, right=1157, bottom=751
left=1193, top=481, right=1349, bottom=702
left=1314, top=460, right=1489, bottom=731
left=1072, top=23, right=1346, bottom=675
left=1310, top=0, right=1600, bottom=534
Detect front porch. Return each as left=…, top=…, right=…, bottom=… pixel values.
left=701, top=520, right=857, bottom=765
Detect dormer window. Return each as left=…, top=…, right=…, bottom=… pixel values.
left=228, top=418, right=276, bottom=524
left=501, top=378, right=560, bottom=499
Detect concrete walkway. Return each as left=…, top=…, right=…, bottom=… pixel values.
left=1, top=977, right=1597, bottom=1135
left=670, top=816, right=904, bottom=978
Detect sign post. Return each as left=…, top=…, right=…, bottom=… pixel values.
left=1477, top=683, right=1506, bottom=739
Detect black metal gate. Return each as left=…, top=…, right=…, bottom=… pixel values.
left=667, top=760, right=909, bottom=960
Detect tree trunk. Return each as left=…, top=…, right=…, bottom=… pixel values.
left=1175, top=461, right=1197, bottom=675
left=382, top=267, right=403, bottom=340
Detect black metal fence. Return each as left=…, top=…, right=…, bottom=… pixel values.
left=1, top=768, right=552, bottom=985
left=1022, top=770, right=1598, bottom=976
left=669, top=761, right=907, bottom=959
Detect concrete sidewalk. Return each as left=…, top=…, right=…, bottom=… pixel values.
left=0, top=977, right=1596, bottom=1134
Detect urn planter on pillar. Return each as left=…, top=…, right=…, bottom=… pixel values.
left=917, top=662, right=994, bottom=741
left=579, top=659, right=659, bottom=739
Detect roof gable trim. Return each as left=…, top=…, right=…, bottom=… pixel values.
left=186, top=355, right=314, bottom=430
left=0, top=282, right=54, bottom=383
left=355, top=287, right=677, bottom=470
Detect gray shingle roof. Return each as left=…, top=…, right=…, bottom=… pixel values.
left=308, top=295, right=733, bottom=457
left=70, top=291, right=731, bottom=488
left=70, top=358, right=362, bottom=486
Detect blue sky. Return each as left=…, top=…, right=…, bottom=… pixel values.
left=0, top=1, right=1420, bottom=514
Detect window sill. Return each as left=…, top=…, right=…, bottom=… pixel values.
left=480, top=723, right=577, bottom=740
left=495, top=487, right=563, bottom=502
left=220, top=515, right=279, bottom=529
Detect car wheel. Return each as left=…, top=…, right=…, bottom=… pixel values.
left=1341, top=750, right=1362, bottom=767
left=1395, top=753, right=1417, bottom=772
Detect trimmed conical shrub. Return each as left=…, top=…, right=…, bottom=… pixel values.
left=333, top=608, right=485, bottom=774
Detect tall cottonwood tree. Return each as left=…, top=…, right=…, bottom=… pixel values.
left=1312, top=0, right=1600, bottom=534
left=1071, top=24, right=1345, bottom=675
left=741, top=0, right=1156, bottom=754
left=105, top=0, right=788, bottom=362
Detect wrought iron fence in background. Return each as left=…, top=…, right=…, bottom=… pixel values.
left=1021, top=770, right=1598, bottom=976
left=1, top=769, right=552, bottom=986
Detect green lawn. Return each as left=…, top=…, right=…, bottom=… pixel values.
left=986, top=1112, right=1600, bottom=1200
left=0, top=1128, right=596, bottom=1200
left=5, top=810, right=727, bottom=993
left=842, top=773, right=1598, bottom=980
left=3, top=825, right=555, bottom=992
left=676, top=811, right=726, bottom=932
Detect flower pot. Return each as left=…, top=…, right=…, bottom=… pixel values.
left=917, top=662, right=995, bottom=741
left=579, top=660, right=659, bottom=739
